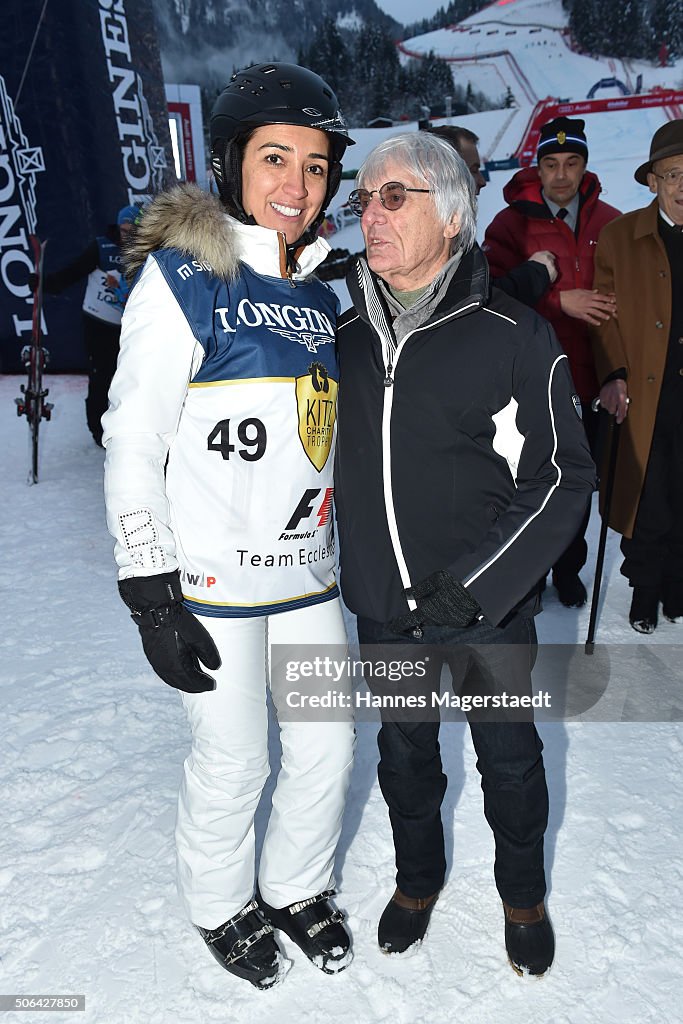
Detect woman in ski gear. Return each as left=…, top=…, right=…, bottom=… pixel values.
left=102, top=63, right=356, bottom=988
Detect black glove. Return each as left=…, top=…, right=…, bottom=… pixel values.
left=118, top=571, right=221, bottom=693
left=390, top=570, right=481, bottom=633
left=27, top=272, right=39, bottom=292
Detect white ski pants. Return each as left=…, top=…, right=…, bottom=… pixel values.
left=175, top=597, right=355, bottom=929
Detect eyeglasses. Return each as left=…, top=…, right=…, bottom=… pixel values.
left=347, top=181, right=433, bottom=217
left=651, top=168, right=683, bottom=186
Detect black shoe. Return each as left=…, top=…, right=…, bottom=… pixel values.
left=197, top=900, right=283, bottom=989
left=629, top=586, right=659, bottom=634
left=257, top=889, right=352, bottom=974
left=377, top=888, right=439, bottom=954
left=504, top=901, right=555, bottom=976
left=662, top=580, right=683, bottom=623
left=552, top=573, right=587, bottom=608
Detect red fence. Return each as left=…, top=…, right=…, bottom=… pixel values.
left=515, top=90, right=683, bottom=165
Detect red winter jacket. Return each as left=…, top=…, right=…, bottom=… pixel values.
left=483, top=168, right=620, bottom=402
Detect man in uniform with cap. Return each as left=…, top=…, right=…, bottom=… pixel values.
left=591, top=120, right=683, bottom=632
left=30, top=205, right=139, bottom=445
left=483, top=117, right=620, bottom=609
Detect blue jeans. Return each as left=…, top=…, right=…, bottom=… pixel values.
left=357, top=612, right=548, bottom=908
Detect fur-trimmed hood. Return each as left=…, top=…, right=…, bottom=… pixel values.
left=123, top=183, right=240, bottom=283
left=123, top=182, right=331, bottom=285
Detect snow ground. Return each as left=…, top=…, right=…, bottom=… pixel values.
left=1, top=367, right=681, bottom=1024
left=3, top=7, right=683, bottom=1012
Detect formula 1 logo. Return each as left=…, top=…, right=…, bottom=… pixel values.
left=283, top=487, right=334, bottom=533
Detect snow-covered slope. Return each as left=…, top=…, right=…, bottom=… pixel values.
left=401, top=0, right=682, bottom=104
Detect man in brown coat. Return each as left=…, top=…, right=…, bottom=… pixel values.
left=592, top=120, right=683, bottom=632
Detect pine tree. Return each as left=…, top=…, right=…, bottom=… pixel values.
left=302, top=14, right=493, bottom=126
left=299, top=18, right=349, bottom=99
left=569, top=0, right=603, bottom=54
left=353, top=25, right=400, bottom=123
left=571, top=0, right=655, bottom=58
left=608, top=0, right=648, bottom=59
left=650, top=0, right=683, bottom=60
left=413, top=51, right=454, bottom=105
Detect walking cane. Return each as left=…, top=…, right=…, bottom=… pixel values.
left=585, top=400, right=621, bottom=654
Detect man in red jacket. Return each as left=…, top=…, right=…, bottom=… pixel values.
left=484, top=117, right=620, bottom=608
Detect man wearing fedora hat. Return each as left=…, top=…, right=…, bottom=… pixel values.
left=591, top=119, right=683, bottom=632
left=484, top=117, right=621, bottom=610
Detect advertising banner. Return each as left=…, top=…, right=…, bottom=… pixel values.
left=1, top=0, right=174, bottom=372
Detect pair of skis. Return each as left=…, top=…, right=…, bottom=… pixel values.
left=15, top=234, right=53, bottom=483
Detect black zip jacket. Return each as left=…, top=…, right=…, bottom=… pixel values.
left=334, top=244, right=596, bottom=627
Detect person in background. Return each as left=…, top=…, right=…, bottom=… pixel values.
left=101, top=63, right=356, bottom=989
left=483, top=117, right=620, bottom=608
left=30, top=206, right=138, bottom=445
left=424, top=124, right=557, bottom=305
left=591, top=119, right=683, bottom=633
left=426, top=124, right=488, bottom=196
left=334, top=131, right=595, bottom=977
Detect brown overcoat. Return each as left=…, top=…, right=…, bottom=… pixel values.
left=591, top=199, right=673, bottom=538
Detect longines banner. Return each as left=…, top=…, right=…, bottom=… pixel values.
left=0, top=0, right=174, bottom=372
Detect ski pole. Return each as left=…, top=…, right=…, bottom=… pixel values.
left=585, top=399, right=621, bottom=654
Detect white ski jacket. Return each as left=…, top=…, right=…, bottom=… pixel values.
left=102, top=184, right=341, bottom=618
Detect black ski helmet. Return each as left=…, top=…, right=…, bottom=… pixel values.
left=210, top=62, right=354, bottom=238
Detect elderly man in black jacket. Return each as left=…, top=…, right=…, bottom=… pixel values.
left=334, top=132, right=595, bottom=977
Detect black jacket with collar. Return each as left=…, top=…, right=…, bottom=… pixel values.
left=334, top=244, right=596, bottom=627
